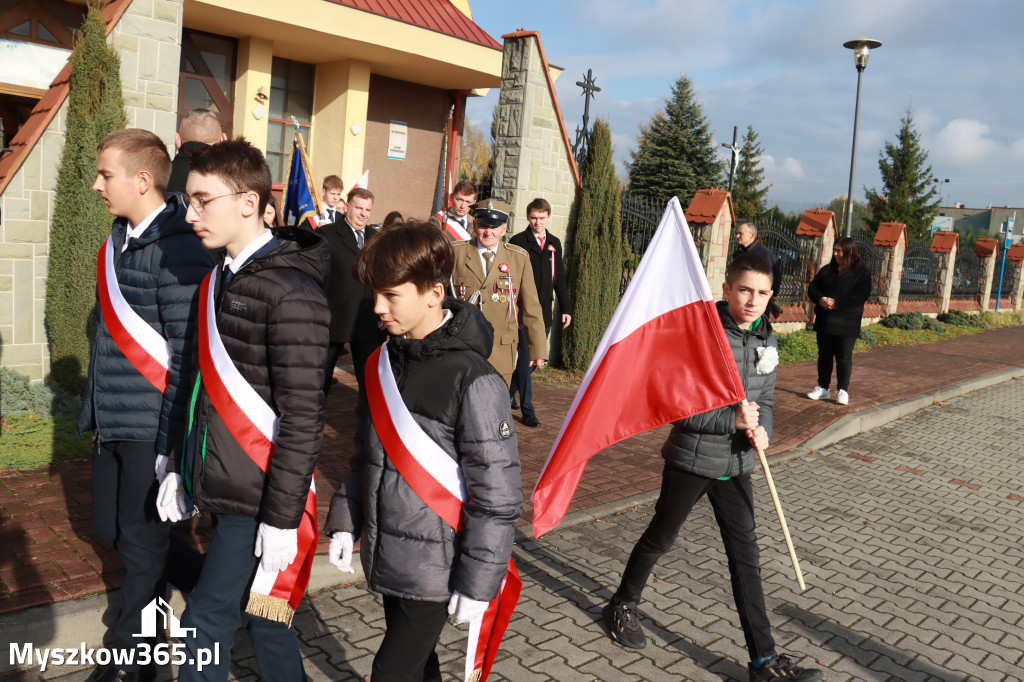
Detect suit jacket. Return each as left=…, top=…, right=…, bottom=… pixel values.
left=166, top=140, right=207, bottom=196
left=509, top=229, right=573, bottom=329
left=451, top=240, right=546, bottom=377
left=318, top=218, right=379, bottom=344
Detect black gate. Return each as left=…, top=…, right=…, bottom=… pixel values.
left=620, top=192, right=703, bottom=294
left=900, top=240, right=939, bottom=300
left=851, top=230, right=884, bottom=303
left=951, top=249, right=982, bottom=300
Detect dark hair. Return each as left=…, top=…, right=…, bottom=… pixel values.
left=96, top=128, right=172, bottom=193
left=382, top=210, right=403, bottom=228
left=265, top=194, right=281, bottom=227
left=188, top=138, right=271, bottom=214
left=353, top=220, right=454, bottom=293
left=526, top=197, right=551, bottom=215
left=831, top=236, right=862, bottom=272
left=451, top=180, right=477, bottom=197
left=726, top=252, right=773, bottom=284
left=347, top=187, right=374, bottom=204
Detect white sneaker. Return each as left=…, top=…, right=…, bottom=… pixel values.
left=836, top=389, right=849, bottom=405
left=807, top=386, right=830, bottom=401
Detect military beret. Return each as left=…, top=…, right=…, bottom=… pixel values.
left=470, top=198, right=512, bottom=227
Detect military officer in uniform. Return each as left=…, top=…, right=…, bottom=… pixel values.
left=451, top=199, right=547, bottom=387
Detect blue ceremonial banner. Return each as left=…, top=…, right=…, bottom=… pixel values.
left=281, top=133, right=322, bottom=230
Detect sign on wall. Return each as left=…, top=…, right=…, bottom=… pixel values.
left=387, top=121, right=408, bottom=161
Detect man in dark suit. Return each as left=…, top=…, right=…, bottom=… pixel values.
left=166, top=109, right=225, bottom=196
left=508, top=198, right=573, bottom=426
left=317, top=187, right=380, bottom=395
left=733, top=221, right=782, bottom=318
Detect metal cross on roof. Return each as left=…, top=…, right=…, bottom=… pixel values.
left=572, top=69, right=601, bottom=169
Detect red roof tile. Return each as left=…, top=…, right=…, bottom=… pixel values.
left=795, top=208, right=836, bottom=237
left=1007, top=244, right=1024, bottom=263
left=685, top=188, right=733, bottom=225
left=330, top=0, right=501, bottom=49
left=874, top=222, right=907, bottom=247
left=974, top=238, right=998, bottom=258
left=0, top=0, right=132, bottom=196
left=930, top=230, right=959, bottom=254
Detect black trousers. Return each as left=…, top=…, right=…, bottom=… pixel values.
left=613, top=465, right=776, bottom=662
left=509, top=324, right=549, bottom=416
left=816, top=331, right=857, bottom=391
left=372, top=596, right=447, bottom=681
left=92, top=440, right=169, bottom=671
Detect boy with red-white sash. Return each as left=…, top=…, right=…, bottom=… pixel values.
left=156, top=139, right=329, bottom=681
left=325, top=221, right=523, bottom=681
left=78, top=128, right=214, bottom=682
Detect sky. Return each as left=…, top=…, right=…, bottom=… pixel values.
left=465, top=0, right=1024, bottom=214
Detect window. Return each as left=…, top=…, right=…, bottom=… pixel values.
left=266, top=57, right=314, bottom=185
left=177, top=29, right=236, bottom=137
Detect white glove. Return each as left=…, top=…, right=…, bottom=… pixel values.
left=447, top=590, right=490, bottom=626
left=154, top=454, right=169, bottom=484
left=156, top=474, right=188, bottom=522
left=328, top=532, right=355, bottom=573
left=254, top=523, right=298, bottom=573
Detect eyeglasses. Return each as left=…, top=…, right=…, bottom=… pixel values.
left=183, top=191, right=246, bottom=213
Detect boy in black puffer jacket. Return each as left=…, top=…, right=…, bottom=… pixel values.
left=156, top=139, right=329, bottom=682
left=604, top=254, right=823, bottom=682
left=325, top=221, right=522, bottom=681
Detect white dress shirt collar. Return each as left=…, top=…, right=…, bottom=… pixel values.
left=121, top=203, right=166, bottom=252
left=223, top=228, right=274, bottom=274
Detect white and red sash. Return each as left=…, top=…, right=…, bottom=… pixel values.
left=197, top=267, right=317, bottom=626
left=96, top=236, right=172, bottom=392
left=435, top=211, right=472, bottom=241
left=366, top=341, right=521, bottom=682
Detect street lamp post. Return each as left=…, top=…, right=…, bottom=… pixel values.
left=842, top=37, right=882, bottom=237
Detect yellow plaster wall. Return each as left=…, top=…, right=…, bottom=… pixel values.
left=311, top=59, right=371, bottom=192
left=233, top=37, right=272, bottom=150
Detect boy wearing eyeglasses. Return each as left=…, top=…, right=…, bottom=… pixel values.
left=79, top=128, right=214, bottom=682
left=157, top=138, right=329, bottom=681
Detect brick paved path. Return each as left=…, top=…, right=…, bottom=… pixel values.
left=2, top=327, right=1023, bottom=621
left=21, top=373, right=1024, bottom=680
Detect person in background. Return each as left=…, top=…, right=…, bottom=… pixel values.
left=806, top=236, right=872, bottom=406
left=319, top=174, right=345, bottom=226
left=382, top=210, right=403, bottom=229
left=263, top=194, right=281, bottom=228
left=431, top=179, right=476, bottom=241
left=734, top=221, right=783, bottom=319
left=166, top=108, right=225, bottom=196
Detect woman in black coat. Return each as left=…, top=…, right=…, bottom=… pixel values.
left=806, top=236, right=872, bottom=405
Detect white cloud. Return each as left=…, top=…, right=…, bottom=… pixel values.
left=761, top=154, right=806, bottom=181
left=934, top=119, right=999, bottom=165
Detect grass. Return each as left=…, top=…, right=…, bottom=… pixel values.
left=0, top=414, right=93, bottom=471
left=537, top=309, right=1024, bottom=390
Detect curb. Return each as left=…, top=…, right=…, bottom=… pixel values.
left=4, top=366, right=1021, bottom=675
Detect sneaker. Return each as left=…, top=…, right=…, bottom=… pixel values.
left=748, top=654, right=823, bottom=681
left=836, top=389, right=849, bottom=405
left=602, top=600, right=646, bottom=649
left=806, top=386, right=830, bottom=401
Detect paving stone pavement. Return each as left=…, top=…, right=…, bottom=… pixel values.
left=26, top=379, right=1024, bottom=681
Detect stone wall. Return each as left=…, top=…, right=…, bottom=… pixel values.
left=0, top=0, right=183, bottom=380
left=491, top=32, right=578, bottom=241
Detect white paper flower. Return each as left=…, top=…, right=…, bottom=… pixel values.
left=755, top=345, right=779, bottom=374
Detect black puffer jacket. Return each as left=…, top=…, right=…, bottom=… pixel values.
left=184, top=227, right=330, bottom=530
left=661, top=301, right=776, bottom=478
left=808, top=263, right=872, bottom=337
left=325, top=300, right=522, bottom=603
left=77, top=197, right=214, bottom=458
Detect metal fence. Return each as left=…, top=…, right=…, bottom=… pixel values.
left=620, top=192, right=704, bottom=294
left=725, top=217, right=819, bottom=305
left=900, top=240, right=939, bottom=300
left=951, top=249, right=982, bottom=300
left=851, top=230, right=884, bottom=303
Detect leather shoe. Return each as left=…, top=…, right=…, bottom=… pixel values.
left=510, top=395, right=519, bottom=410
left=523, top=414, right=541, bottom=427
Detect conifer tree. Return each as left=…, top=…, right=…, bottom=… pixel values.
left=731, top=125, right=771, bottom=221
left=562, top=119, right=624, bottom=372
left=865, top=109, right=941, bottom=240
left=627, top=76, right=723, bottom=205
left=46, top=5, right=126, bottom=393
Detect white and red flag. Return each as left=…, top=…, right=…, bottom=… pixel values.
left=531, top=197, right=747, bottom=537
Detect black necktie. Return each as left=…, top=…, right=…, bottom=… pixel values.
left=328, top=208, right=335, bottom=223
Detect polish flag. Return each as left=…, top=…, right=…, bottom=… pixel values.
left=350, top=170, right=369, bottom=191
left=531, top=197, right=747, bottom=537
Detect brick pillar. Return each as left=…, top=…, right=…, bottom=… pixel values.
left=685, top=189, right=733, bottom=298
left=874, top=223, right=908, bottom=316
left=1012, top=262, right=1024, bottom=311
left=795, top=208, right=838, bottom=321
left=974, top=238, right=998, bottom=311
left=931, top=231, right=958, bottom=314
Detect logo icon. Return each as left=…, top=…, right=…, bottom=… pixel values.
left=134, top=597, right=196, bottom=638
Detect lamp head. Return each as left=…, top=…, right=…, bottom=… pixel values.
left=843, top=37, right=882, bottom=71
